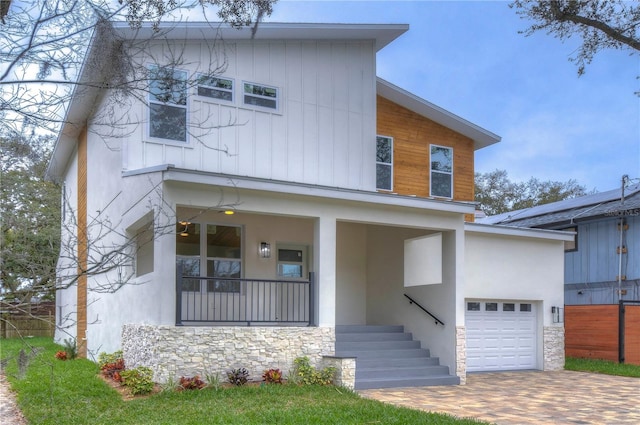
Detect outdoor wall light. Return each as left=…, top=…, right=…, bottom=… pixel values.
left=179, top=221, right=191, bottom=237
left=259, top=242, right=271, bottom=258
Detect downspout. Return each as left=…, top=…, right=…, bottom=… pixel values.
left=617, top=175, right=628, bottom=302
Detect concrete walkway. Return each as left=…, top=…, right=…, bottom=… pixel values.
left=359, top=370, right=640, bottom=425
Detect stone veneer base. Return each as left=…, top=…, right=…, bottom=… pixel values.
left=543, top=326, right=565, bottom=371
left=122, top=324, right=335, bottom=383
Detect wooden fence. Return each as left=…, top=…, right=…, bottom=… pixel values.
left=565, top=303, right=640, bottom=365
left=1, top=313, right=55, bottom=339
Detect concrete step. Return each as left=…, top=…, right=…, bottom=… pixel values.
left=356, top=365, right=451, bottom=379
left=355, top=375, right=460, bottom=390
left=335, top=348, right=431, bottom=359
left=335, top=339, right=421, bottom=351
left=335, top=332, right=413, bottom=342
left=355, top=356, right=441, bottom=369
left=336, top=325, right=404, bottom=334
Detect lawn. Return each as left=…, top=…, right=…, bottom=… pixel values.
left=565, top=356, right=640, bottom=378
left=1, top=337, right=487, bottom=425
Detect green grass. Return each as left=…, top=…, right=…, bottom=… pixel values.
left=1, top=337, right=488, bottom=425
left=565, top=356, right=640, bottom=378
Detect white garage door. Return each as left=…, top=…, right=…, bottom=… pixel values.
left=466, top=300, right=537, bottom=372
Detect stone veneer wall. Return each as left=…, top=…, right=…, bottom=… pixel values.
left=455, top=326, right=467, bottom=385
left=122, top=325, right=335, bottom=383
left=322, top=356, right=356, bottom=390
left=543, top=326, right=565, bottom=371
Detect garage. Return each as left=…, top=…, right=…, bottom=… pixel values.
left=466, top=300, right=538, bottom=372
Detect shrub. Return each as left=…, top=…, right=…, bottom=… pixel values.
left=55, top=351, right=68, bottom=361
left=100, top=358, right=125, bottom=381
left=120, top=367, right=154, bottom=395
left=262, top=368, right=283, bottom=384
left=62, top=338, right=78, bottom=360
left=293, top=356, right=335, bottom=386
left=179, top=375, right=207, bottom=390
left=227, top=367, right=249, bottom=386
left=97, top=350, right=123, bottom=369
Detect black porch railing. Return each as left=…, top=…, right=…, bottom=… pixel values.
left=176, top=270, right=315, bottom=326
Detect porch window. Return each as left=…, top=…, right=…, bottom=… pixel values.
left=430, top=145, right=453, bottom=198
left=376, top=136, right=393, bottom=191
left=197, top=75, right=234, bottom=103
left=277, top=246, right=307, bottom=279
left=135, top=221, right=154, bottom=277
left=149, top=66, right=188, bottom=142
left=176, top=222, right=242, bottom=293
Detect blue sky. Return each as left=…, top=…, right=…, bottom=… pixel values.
left=266, top=0, right=640, bottom=192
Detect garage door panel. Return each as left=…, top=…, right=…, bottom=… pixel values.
left=466, top=300, right=538, bottom=372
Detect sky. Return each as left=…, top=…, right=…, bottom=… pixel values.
left=263, top=0, right=640, bottom=193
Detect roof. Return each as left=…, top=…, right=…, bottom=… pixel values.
left=479, top=182, right=640, bottom=229
left=376, top=78, right=501, bottom=150
left=112, top=21, right=409, bottom=51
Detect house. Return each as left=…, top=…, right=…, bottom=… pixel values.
left=479, top=180, right=640, bottom=305
left=47, top=21, right=571, bottom=389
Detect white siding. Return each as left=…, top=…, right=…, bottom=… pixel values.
left=118, top=40, right=377, bottom=191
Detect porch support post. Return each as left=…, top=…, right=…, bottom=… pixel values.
left=314, top=216, right=337, bottom=327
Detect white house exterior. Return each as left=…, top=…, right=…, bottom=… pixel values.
left=48, top=22, right=570, bottom=389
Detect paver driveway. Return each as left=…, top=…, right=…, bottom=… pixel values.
left=359, top=370, right=640, bottom=425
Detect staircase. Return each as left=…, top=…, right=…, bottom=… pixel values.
left=335, top=325, right=460, bottom=390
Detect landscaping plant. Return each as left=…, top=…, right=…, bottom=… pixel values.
left=227, top=367, right=249, bottom=386
left=262, top=368, right=283, bottom=384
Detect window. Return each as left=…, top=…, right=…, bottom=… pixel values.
left=485, top=302, right=498, bottom=311
left=563, top=227, right=577, bottom=252
left=176, top=223, right=242, bottom=292
left=467, top=302, right=480, bottom=311
left=149, top=66, right=187, bottom=142
left=520, top=303, right=532, bottom=312
left=277, top=245, right=307, bottom=279
left=430, top=145, right=453, bottom=198
left=376, top=136, right=393, bottom=191
left=243, top=81, right=279, bottom=110
left=197, top=75, right=234, bottom=102
left=135, top=221, right=154, bottom=277
left=503, top=303, right=515, bottom=312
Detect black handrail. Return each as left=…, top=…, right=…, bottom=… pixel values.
left=403, top=294, right=444, bottom=326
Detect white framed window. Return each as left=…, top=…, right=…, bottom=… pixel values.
left=197, top=75, right=234, bottom=103
left=176, top=223, right=242, bottom=293
left=148, top=66, right=188, bottom=142
left=430, top=145, right=453, bottom=198
left=376, top=135, right=393, bottom=191
left=242, top=81, right=279, bottom=111
left=276, top=244, right=308, bottom=280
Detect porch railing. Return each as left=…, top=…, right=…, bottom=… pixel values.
left=403, top=293, right=445, bottom=326
left=176, top=270, right=315, bottom=326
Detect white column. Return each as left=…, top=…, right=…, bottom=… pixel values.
left=314, top=216, right=337, bottom=327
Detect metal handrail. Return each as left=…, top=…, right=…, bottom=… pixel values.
left=403, top=293, right=445, bottom=326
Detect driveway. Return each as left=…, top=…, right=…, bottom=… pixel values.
left=359, top=370, right=640, bottom=424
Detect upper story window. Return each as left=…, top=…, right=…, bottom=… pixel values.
left=376, top=136, right=393, bottom=191
left=197, top=75, right=234, bottom=103
left=243, top=81, right=279, bottom=111
left=430, top=145, right=453, bottom=198
left=149, top=66, right=187, bottom=142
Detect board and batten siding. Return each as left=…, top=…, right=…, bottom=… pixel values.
left=376, top=96, right=475, bottom=200
left=126, top=40, right=377, bottom=191
left=565, top=215, right=639, bottom=284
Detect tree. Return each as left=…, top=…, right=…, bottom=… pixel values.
left=475, top=169, right=590, bottom=216
left=0, top=133, right=60, bottom=303
left=510, top=0, right=640, bottom=76
left=0, top=0, right=277, bottom=136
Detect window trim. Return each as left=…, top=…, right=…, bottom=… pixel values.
left=196, top=74, right=235, bottom=104
left=147, top=65, right=189, bottom=144
left=376, top=135, right=393, bottom=191
left=430, top=144, right=453, bottom=199
left=241, top=80, right=280, bottom=112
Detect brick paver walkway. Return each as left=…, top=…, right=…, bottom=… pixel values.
left=359, top=370, right=640, bottom=425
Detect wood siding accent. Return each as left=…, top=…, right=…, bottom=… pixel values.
left=77, top=127, right=88, bottom=358
left=376, top=96, right=475, bottom=220
left=565, top=304, right=640, bottom=366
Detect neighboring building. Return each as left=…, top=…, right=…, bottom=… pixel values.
left=480, top=182, right=640, bottom=305
left=47, top=21, right=571, bottom=389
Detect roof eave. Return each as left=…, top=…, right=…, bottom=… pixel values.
left=376, top=78, right=501, bottom=150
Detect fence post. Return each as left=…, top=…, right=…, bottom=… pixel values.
left=308, top=272, right=315, bottom=327
left=619, top=300, right=625, bottom=363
